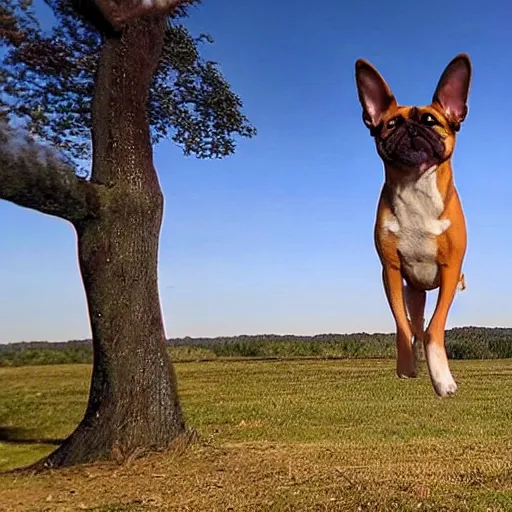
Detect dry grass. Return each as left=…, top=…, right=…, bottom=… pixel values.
left=1, top=359, right=512, bottom=511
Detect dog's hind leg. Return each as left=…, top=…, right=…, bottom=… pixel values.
left=404, top=284, right=426, bottom=364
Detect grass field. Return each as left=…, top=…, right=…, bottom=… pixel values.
left=1, top=359, right=512, bottom=511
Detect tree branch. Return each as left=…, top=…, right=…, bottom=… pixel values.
left=0, top=122, right=99, bottom=223
left=93, top=0, right=194, bottom=29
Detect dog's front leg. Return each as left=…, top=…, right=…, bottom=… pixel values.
left=425, top=263, right=463, bottom=397
left=382, top=265, right=417, bottom=378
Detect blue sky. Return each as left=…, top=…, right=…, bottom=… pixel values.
left=1, top=0, right=511, bottom=342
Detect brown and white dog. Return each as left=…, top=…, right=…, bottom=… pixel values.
left=355, top=54, right=472, bottom=397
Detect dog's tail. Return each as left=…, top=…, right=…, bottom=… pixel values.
left=457, top=273, right=466, bottom=292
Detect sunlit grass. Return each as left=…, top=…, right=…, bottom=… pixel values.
left=1, top=359, right=512, bottom=510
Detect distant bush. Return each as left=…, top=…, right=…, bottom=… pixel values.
left=172, top=328, right=512, bottom=361
left=1, top=327, right=512, bottom=367
left=208, top=335, right=396, bottom=359
left=445, top=327, right=512, bottom=359
left=0, top=346, right=93, bottom=367
left=446, top=340, right=495, bottom=360
left=169, top=346, right=217, bottom=362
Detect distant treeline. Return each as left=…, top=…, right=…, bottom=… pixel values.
left=1, top=327, right=512, bottom=367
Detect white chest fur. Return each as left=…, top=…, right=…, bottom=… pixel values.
left=382, top=166, right=450, bottom=289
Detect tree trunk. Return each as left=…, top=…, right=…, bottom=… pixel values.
left=32, top=17, right=187, bottom=469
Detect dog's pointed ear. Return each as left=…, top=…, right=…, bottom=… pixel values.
left=432, top=54, right=472, bottom=131
left=355, top=59, right=397, bottom=132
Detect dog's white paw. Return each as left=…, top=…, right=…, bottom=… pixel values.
left=425, top=342, right=457, bottom=397
left=432, top=373, right=457, bottom=397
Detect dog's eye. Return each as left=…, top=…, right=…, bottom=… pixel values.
left=387, top=117, right=400, bottom=130
left=421, top=113, right=438, bottom=126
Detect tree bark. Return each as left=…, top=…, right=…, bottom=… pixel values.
left=29, top=17, right=187, bottom=469
left=0, top=123, right=97, bottom=222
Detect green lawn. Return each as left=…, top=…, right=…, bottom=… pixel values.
left=1, top=359, right=512, bottom=511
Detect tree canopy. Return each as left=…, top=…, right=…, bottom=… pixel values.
left=0, top=0, right=256, bottom=170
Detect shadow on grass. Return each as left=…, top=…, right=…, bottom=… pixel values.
left=0, top=426, right=63, bottom=445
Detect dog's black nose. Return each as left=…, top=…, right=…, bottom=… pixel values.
left=406, top=123, right=418, bottom=137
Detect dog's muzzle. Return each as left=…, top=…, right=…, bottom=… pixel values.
left=378, top=120, right=445, bottom=172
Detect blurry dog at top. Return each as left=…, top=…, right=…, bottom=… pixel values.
left=90, top=0, right=192, bottom=28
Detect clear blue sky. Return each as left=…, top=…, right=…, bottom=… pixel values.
left=1, top=0, right=511, bottom=342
